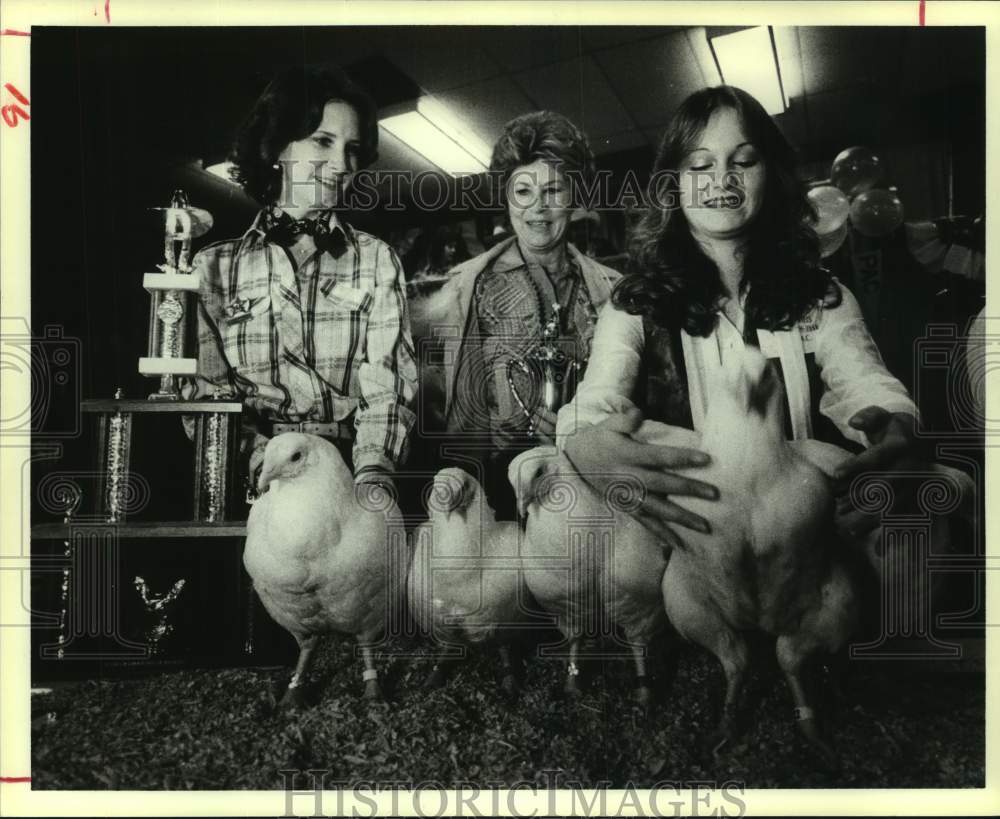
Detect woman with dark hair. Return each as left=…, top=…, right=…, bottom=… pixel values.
left=414, top=224, right=469, bottom=279
left=429, top=110, right=629, bottom=519
left=558, top=85, right=919, bottom=545
left=184, top=65, right=417, bottom=494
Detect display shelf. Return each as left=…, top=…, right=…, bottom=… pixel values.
left=32, top=521, right=247, bottom=539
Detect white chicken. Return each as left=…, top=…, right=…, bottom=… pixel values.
left=408, top=468, right=534, bottom=692
left=508, top=438, right=679, bottom=704
left=659, top=348, right=858, bottom=762
left=243, top=433, right=406, bottom=706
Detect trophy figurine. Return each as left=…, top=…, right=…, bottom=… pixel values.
left=506, top=303, right=583, bottom=434
left=134, top=576, right=187, bottom=656
left=138, top=190, right=214, bottom=400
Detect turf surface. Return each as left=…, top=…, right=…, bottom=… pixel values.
left=30, top=638, right=984, bottom=790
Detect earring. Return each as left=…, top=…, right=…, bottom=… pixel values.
left=272, top=162, right=280, bottom=170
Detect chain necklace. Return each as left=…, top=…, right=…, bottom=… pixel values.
left=513, top=242, right=578, bottom=339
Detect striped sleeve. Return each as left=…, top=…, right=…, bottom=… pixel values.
left=353, top=241, right=418, bottom=478
left=183, top=243, right=238, bottom=399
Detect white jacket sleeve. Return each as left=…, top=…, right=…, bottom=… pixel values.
left=556, top=303, right=646, bottom=449
left=814, top=283, right=918, bottom=447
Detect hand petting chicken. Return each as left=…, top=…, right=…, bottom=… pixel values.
left=243, top=433, right=406, bottom=708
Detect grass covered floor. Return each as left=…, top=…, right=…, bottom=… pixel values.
left=31, top=639, right=983, bottom=790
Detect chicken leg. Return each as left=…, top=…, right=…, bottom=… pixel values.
left=663, top=564, right=749, bottom=754
left=564, top=637, right=583, bottom=697
left=774, top=563, right=857, bottom=768
left=282, top=634, right=320, bottom=710
left=498, top=644, right=519, bottom=695
left=360, top=642, right=382, bottom=700
left=629, top=640, right=653, bottom=707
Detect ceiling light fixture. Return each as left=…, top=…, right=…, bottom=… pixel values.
left=204, top=161, right=236, bottom=182
left=708, top=26, right=788, bottom=115
left=379, top=96, right=492, bottom=177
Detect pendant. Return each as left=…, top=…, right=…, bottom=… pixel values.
left=223, top=296, right=253, bottom=322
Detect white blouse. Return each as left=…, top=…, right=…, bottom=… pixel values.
left=557, top=282, right=917, bottom=449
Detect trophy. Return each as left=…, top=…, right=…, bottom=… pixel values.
left=82, top=189, right=241, bottom=525
left=505, top=303, right=583, bottom=433
left=134, top=576, right=187, bottom=656
left=138, top=190, right=214, bottom=400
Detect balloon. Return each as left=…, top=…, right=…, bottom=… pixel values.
left=818, top=220, right=849, bottom=258
left=807, top=185, right=850, bottom=235
left=831, top=146, right=885, bottom=197
left=849, top=189, right=904, bottom=238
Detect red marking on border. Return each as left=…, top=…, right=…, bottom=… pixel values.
left=919, top=0, right=926, bottom=25
left=0, top=777, right=32, bottom=783
left=1, top=29, right=31, bottom=36
left=105, top=0, right=111, bottom=23
left=1, top=83, right=30, bottom=127
left=4, top=83, right=28, bottom=105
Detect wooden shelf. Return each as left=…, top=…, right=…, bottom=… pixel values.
left=81, top=399, right=243, bottom=413
left=32, top=521, right=247, bottom=539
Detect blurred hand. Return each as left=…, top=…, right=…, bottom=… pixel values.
left=561, top=408, right=719, bottom=549
left=833, top=408, right=918, bottom=491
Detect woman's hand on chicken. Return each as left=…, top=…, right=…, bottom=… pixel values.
left=832, top=406, right=920, bottom=539
left=561, top=407, right=719, bottom=549
left=836, top=407, right=919, bottom=481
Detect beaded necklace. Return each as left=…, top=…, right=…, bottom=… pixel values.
left=512, top=241, right=580, bottom=338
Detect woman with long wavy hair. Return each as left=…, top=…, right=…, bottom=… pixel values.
left=557, top=85, right=919, bottom=545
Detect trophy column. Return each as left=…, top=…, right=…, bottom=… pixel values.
left=138, top=190, right=211, bottom=400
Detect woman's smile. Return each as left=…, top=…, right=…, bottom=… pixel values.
left=507, top=159, right=573, bottom=256
left=680, top=107, right=766, bottom=241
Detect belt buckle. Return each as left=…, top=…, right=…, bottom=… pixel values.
left=272, top=420, right=345, bottom=439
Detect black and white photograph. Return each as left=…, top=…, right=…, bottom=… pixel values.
left=1, top=1, right=994, bottom=814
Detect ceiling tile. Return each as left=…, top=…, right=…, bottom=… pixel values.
left=511, top=55, right=636, bottom=141
left=433, top=76, right=537, bottom=149
left=384, top=29, right=504, bottom=93
left=595, top=31, right=709, bottom=130
left=797, top=27, right=903, bottom=96
left=580, top=26, right=686, bottom=53
left=484, top=27, right=585, bottom=73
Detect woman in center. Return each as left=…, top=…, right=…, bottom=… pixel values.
left=436, top=111, right=711, bottom=521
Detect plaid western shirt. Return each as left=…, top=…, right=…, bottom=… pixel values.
left=185, top=209, right=417, bottom=477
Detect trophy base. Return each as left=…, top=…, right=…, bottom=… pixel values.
left=142, top=271, right=201, bottom=292
left=138, top=357, right=198, bottom=376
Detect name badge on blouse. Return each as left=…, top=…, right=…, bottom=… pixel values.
left=223, top=297, right=254, bottom=324
left=799, top=320, right=819, bottom=354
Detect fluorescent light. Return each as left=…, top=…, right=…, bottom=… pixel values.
left=709, top=26, right=787, bottom=115
left=771, top=27, right=802, bottom=108
left=380, top=96, right=491, bottom=177
left=415, top=97, right=493, bottom=167
left=686, top=27, right=723, bottom=86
